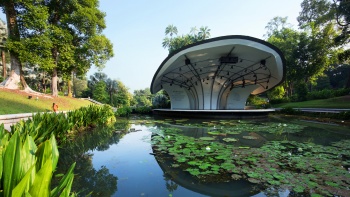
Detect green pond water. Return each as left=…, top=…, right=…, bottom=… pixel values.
left=54, top=116, right=350, bottom=197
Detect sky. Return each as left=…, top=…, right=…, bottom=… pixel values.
left=1, top=0, right=304, bottom=93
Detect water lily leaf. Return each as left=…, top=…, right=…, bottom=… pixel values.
left=242, top=136, right=258, bottom=140
left=223, top=138, right=238, bottom=142
left=247, top=178, right=260, bottom=184
left=199, top=137, right=216, bottom=141
left=208, top=131, right=226, bottom=136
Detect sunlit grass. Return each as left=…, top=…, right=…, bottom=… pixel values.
left=0, top=88, right=93, bottom=115
left=272, top=96, right=350, bottom=109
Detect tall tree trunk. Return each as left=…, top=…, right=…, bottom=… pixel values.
left=67, top=79, right=72, bottom=97
left=0, top=1, right=30, bottom=91
left=52, top=67, right=58, bottom=97
left=1, top=50, right=5, bottom=78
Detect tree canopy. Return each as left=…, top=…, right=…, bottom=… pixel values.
left=162, top=25, right=211, bottom=54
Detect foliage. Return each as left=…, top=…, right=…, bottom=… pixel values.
left=295, top=82, right=309, bottom=101
left=267, top=85, right=285, bottom=100
left=111, top=80, right=132, bottom=108
left=0, top=128, right=76, bottom=197
left=246, top=95, right=270, bottom=109
left=134, top=106, right=152, bottom=114
left=162, top=25, right=211, bottom=53
left=1, top=0, right=113, bottom=95
left=72, top=77, right=88, bottom=98
left=307, top=88, right=350, bottom=100
left=133, top=88, right=152, bottom=107
left=116, top=106, right=132, bottom=117
left=152, top=90, right=170, bottom=108
left=92, top=81, right=108, bottom=103
left=151, top=122, right=350, bottom=196
left=87, top=72, right=132, bottom=107
left=273, top=95, right=350, bottom=109
left=10, top=104, right=116, bottom=144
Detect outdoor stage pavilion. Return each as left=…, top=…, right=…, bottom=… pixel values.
left=150, top=35, right=285, bottom=118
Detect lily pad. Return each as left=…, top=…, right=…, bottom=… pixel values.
left=242, top=136, right=258, bottom=140
left=199, top=137, right=216, bottom=141
left=223, top=138, right=238, bottom=142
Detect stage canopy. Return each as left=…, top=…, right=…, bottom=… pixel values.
left=151, top=35, right=285, bottom=110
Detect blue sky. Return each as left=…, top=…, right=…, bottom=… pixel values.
left=1, top=0, right=304, bottom=93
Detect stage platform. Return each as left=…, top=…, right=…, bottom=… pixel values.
left=152, top=109, right=275, bottom=119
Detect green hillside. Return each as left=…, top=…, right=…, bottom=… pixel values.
left=0, top=88, right=93, bottom=115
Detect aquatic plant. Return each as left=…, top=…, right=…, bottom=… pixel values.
left=10, top=105, right=116, bottom=144
left=0, top=130, right=76, bottom=196
left=152, top=126, right=350, bottom=196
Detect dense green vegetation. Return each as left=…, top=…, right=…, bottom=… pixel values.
left=0, top=0, right=113, bottom=96
left=0, top=104, right=116, bottom=196
left=150, top=119, right=350, bottom=196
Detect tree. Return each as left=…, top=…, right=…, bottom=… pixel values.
left=92, top=81, right=108, bottom=103
left=105, top=78, right=118, bottom=104
left=162, top=25, right=211, bottom=54
left=0, top=19, right=7, bottom=79
left=133, top=88, right=152, bottom=107
left=298, top=0, right=350, bottom=87
left=198, top=26, right=211, bottom=40
left=266, top=16, right=339, bottom=95
left=0, top=0, right=32, bottom=91
left=73, top=77, right=88, bottom=98
left=46, top=0, right=113, bottom=96
left=111, top=80, right=132, bottom=108
left=165, top=24, right=178, bottom=38
left=1, top=0, right=113, bottom=96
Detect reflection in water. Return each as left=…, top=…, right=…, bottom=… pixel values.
left=53, top=120, right=130, bottom=196
left=53, top=116, right=350, bottom=197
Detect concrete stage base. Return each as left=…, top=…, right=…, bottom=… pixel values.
left=152, top=109, right=275, bottom=119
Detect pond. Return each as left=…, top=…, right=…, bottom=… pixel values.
left=54, top=116, right=350, bottom=197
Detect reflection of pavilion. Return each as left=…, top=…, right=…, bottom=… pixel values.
left=151, top=35, right=285, bottom=118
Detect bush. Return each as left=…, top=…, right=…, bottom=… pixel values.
left=116, top=106, right=132, bottom=117
left=279, top=107, right=302, bottom=115
left=134, top=106, right=152, bottom=114
left=295, top=83, right=308, bottom=101
left=270, top=97, right=290, bottom=104
left=306, top=88, right=350, bottom=100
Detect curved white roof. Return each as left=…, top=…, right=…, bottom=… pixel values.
left=151, top=35, right=285, bottom=110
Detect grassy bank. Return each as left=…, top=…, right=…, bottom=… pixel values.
left=0, top=88, right=93, bottom=115
left=272, top=95, right=350, bottom=109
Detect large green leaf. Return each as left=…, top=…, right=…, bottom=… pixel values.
left=20, top=135, right=37, bottom=187
left=3, top=131, right=21, bottom=197
left=51, top=162, right=76, bottom=197
left=12, top=165, right=35, bottom=197
left=49, top=134, right=59, bottom=171
left=36, top=140, right=53, bottom=171
left=29, top=159, right=53, bottom=197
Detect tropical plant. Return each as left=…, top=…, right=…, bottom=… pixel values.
left=162, top=25, right=211, bottom=53
left=0, top=128, right=76, bottom=197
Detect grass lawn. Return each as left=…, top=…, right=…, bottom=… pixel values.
left=0, top=88, right=93, bottom=115
left=272, top=95, right=350, bottom=109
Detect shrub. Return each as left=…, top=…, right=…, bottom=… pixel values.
left=306, top=88, right=350, bottom=100
left=279, top=107, right=302, bottom=115
left=134, top=106, right=152, bottom=114
left=295, top=82, right=308, bottom=101
left=116, top=106, right=132, bottom=117
left=270, top=97, right=290, bottom=104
